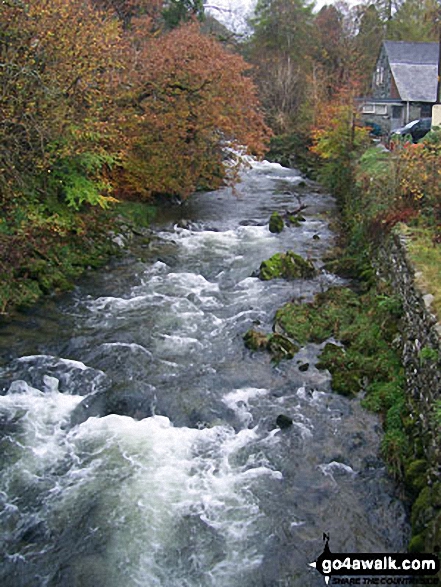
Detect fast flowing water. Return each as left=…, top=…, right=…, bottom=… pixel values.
left=0, top=160, right=409, bottom=587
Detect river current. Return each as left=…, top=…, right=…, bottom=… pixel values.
left=0, top=160, right=409, bottom=586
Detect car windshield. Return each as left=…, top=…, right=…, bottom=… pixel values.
left=403, top=120, right=419, bottom=131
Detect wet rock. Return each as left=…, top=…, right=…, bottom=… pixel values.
left=276, top=414, right=293, bottom=429
left=268, top=212, right=284, bottom=233
left=69, top=385, right=157, bottom=427
left=243, top=330, right=298, bottom=361
left=259, top=251, right=316, bottom=281
left=176, top=219, right=191, bottom=229
left=266, top=334, right=299, bottom=360
left=243, top=329, right=269, bottom=351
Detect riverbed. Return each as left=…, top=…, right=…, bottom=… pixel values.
left=0, top=160, right=409, bottom=586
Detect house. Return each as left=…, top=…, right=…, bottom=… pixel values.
left=359, top=40, right=438, bottom=134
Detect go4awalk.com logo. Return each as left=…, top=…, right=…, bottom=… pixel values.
left=309, top=534, right=440, bottom=585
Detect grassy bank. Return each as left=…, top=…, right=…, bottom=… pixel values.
left=0, top=200, right=157, bottom=317
left=308, top=119, right=441, bottom=556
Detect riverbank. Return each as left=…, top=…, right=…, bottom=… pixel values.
left=306, top=119, right=441, bottom=559
left=0, top=201, right=157, bottom=318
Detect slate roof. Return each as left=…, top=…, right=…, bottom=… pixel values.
left=384, top=41, right=438, bottom=102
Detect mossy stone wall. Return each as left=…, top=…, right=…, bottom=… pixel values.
left=377, top=231, right=441, bottom=553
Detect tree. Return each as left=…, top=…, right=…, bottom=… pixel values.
left=119, top=22, right=271, bottom=199
left=246, top=0, right=315, bottom=132
left=354, top=4, right=384, bottom=93
left=0, top=0, right=125, bottom=208
left=387, top=0, right=439, bottom=41
left=91, top=0, right=163, bottom=29
left=162, top=0, right=205, bottom=29
left=313, top=5, right=347, bottom=97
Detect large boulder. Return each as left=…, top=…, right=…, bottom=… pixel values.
left=269, top=212, right=284, bottom=233
left=259, top=251, right=316, bottom=281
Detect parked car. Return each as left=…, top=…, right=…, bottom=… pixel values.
left=390, top=118, right=432, bottom=142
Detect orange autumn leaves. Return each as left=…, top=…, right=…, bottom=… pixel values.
left=1, top=1, right=270, bottom=205
left=122, top=22, right=271, bottom=198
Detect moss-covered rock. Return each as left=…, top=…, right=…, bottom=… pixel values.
left=316, top=343, right=361, bottom=396
left=269, top=212, right=284, bottom=233
left=259, top=251, right=316, bottom=281
left=288, top=215, right=301, bottom=227
left=243, top=329, right=299, bottom=361
left=275, top=287, right=359, bottom=345
left=411, top=486, right=434, bottom=536
left=243, top=329, right=269, bottom=351
left=267, top=333, right=299, bottom=360
left=404, top=459, right=428, bottom=498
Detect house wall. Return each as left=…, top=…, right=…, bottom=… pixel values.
left=372, top=45, right=394, bottom=100
left=364, top=44, right=434, bottom=135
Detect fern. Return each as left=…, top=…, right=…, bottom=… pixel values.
left=49, top=152, right=118, bottom=210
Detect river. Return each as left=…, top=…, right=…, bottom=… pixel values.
left=0, top=160, right=409, bottom=586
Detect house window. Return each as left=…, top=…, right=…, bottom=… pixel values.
left=392, top=106, right=402, bottom=119
left=421, top=104, right=432, bottom=117
left=362, top=103, right=387, bottom=115
left=375, top=104, right=387, bottom=115
left=362, top=103, right=375, bottom=114
left=375, top=67, right=384, bottom=86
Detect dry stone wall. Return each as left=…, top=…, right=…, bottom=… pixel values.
left=378, top=231, right=441, bottom=469
left=377, top=230, right=441, bottom=554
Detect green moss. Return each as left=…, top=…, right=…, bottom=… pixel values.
left=243, top=329, right=269, bottom=351
left=267, top=333, right=299, bottom=361
left=288, top=215, right=301, bottom=227
left=404, top=459, right=427, bottom=496
left=411, top=486, right=433, bottom=535
left=275, top=287, right=360, bottom=345
left=259, top=251, right=316, bottom=281
left=316, top=343, right=361, bottom=396
left=269, top=212, right=284, bottom=233
left=243, top=329, right=299, bottom=362
left=408, top=533, right=426, bottom=553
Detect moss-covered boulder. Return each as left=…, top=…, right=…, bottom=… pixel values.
left=275, top=287, right=359, bottom=345
left=259, top=251, right=316, bottom=281
left=269, top=212, right=284, bottom=233
left=404, top=459, right=429, bottom=498
left=267, top=333, right=299, bottom=360
left=243, top=329, right=299, bottom=361
left=243, top=329, right=268, bottom=351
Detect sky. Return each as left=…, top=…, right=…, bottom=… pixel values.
left=205, top=0, right=364, bottom=34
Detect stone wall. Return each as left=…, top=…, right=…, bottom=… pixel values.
left=378, top=231, right=441, bottom=466
left=377, top=230, right=441, bottom=553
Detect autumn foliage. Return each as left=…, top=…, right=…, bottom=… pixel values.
left=120, top=22, right=270, bottom=199
left=0, top=0, right=270, bottom=209
left=0, top=0, right=270, bottom=311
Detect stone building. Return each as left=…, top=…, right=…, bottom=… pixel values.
left=359, top=40, right=438, bottom=135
